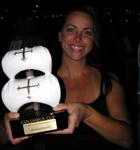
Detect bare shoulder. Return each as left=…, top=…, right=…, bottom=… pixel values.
left=111, top=79, right=125, bottom=97
left=107, top=78, right=125, bottom=105
left=106, top=79, right=131, bottom=123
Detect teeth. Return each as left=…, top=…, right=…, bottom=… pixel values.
left=72, top=46, right=82, bottom=51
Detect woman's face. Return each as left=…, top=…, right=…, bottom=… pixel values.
left=59, top=11, right=95, bottom=61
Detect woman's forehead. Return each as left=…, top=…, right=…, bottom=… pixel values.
left=64, top=11, right=94, bottom=27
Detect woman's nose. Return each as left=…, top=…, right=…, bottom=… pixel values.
left=74, top=32, right=82, bottom=42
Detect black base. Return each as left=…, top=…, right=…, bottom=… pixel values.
left=10, top=109, right=68, bottom=138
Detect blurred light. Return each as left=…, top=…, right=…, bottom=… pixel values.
left=35, top=5, right=39, bottom=8
left=0, top=16, right=4, bottom=20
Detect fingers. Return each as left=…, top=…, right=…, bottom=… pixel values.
left=52, top=103, right=82, bottom=134
left=4, top=112, right=29, bottom=145
left=10, top=136, right=29, bottom=145
left=5, top=112, right=19, bottom=120
left=53, top=103, right=68, bottom=111
left=4, top=113, right=18, bottom=142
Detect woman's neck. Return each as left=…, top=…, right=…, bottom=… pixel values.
left=57, top=57, right=89, bottom=79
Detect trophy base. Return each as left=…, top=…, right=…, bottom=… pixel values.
left=10, top=109, right=68, bottom=138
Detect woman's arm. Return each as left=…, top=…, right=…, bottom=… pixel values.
left=84, top=80, right=134, bottom=148
left=53, top=80, right=133, bottom=148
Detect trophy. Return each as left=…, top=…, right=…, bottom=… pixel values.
left=1, top=46, right=68, bottom=138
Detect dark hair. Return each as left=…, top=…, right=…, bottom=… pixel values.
left=52, top=5, right=103, bottom=73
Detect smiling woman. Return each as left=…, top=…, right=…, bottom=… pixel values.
left=0, top=1, right=139, bottom=149
left=0, top=4, right=134, bottom=150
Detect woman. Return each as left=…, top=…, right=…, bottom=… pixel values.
left=2, top=5, right=133, bottom=150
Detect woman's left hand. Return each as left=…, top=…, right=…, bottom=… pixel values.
left=51, top=102, right=87, bottom=134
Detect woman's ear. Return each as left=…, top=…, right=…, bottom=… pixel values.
left=58, top=32, right=62, bottom=42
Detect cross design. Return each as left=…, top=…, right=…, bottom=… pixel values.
left=14, top=47, right=33, bottom=61
left=17, top=79, right=40, bottom=99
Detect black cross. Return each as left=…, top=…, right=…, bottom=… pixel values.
left=17, top=79, right=40, bottom=99
left=14, top=47, right=33, bottom=61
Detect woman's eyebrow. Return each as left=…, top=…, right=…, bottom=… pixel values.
left=64, top=24, right=93, bottom=30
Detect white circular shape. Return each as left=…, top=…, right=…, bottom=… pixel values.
left=1, top=46, right=52, bottom=79
left=1, top=74, right=61, bottom=112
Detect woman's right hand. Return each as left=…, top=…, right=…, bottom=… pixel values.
left=4, top=112, right=29, bottom=145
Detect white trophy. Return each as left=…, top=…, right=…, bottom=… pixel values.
left=1, top=46, right=68, bottom=138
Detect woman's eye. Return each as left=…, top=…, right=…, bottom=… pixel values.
left=84, top=30, right=93, bottom=36
left=65, top=27, right=74, bottom=32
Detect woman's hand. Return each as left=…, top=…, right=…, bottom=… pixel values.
left=4, top=112, right=29, bottom=145
left=52, top=102, right=88, bottom=134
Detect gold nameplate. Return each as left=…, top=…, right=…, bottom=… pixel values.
left=23, top=118, right=57, bottom=135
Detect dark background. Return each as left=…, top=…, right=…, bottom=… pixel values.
left=0, top=0, right=139, bottom=149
